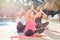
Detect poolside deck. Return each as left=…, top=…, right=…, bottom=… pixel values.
left=0, top=19, right=60, bottom=40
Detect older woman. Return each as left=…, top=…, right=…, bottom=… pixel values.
left=16, top=10, right=26, bottom=33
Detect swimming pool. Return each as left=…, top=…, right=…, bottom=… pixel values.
left=0, top=19, right=16, bottom=26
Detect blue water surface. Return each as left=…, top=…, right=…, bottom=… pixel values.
left=0, top=19, right=16, bottom=26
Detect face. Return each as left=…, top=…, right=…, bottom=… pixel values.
left=19, top=11, right=23, bottom=18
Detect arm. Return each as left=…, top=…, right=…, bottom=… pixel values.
left=32, top=9, right=38, bottom=14
left=21, top=8, right=26, bottom=14
left=33, top=9, right=42, bottom=20
left=27, top=9, right=32, bottom=14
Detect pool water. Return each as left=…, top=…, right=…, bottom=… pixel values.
left=0, top=19, right=16, bottom=26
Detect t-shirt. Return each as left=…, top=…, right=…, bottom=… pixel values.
left=16, top=16, right=26, bottom=25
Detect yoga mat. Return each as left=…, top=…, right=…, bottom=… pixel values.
left=11, top=35, right=36, bottom=38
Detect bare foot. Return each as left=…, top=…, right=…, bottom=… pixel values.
left=33, top=33, right=42, bottom=37
left=40, top=33, right=47, bottom=37
left=33, top=33, right=47, bottom=37
left=45, top=27, right=49, bottom=30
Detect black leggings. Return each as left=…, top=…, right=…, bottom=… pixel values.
left=25, top=22, right=49, bottom=36
left=35, top=22, right=49, bottom=34
left=17, top=22, right=25, bottom=33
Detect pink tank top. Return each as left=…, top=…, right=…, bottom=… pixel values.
left=24, top=20, right=36, bottom=33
